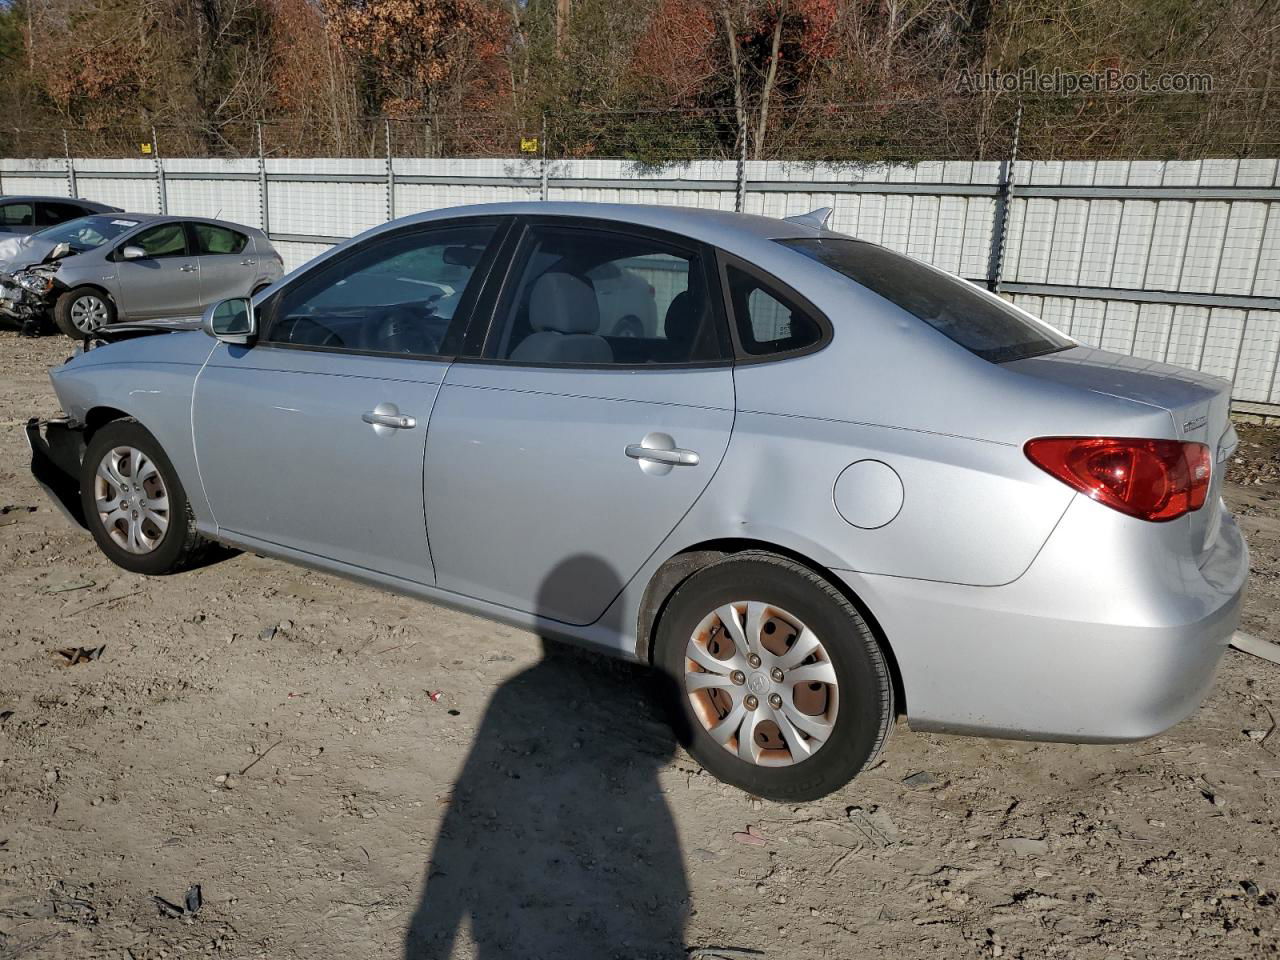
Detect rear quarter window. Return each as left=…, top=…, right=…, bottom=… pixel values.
left=779, top=237, right=1071, bottom=363
left=723, top=263, right=826, bottom=358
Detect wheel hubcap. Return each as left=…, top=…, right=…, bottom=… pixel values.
left=93, top=446, right=169, bottom=554
left=685, top=601, right=839, bottom=767
left=70, top=295, right=109, bottom=332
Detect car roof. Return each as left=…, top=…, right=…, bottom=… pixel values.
left=0, top=195, right=117, bottom=208
left=385, top=201, right=822, bottom=244
left=68, top=212, right=262, bottom=233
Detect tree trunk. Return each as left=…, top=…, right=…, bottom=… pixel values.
left=754, top=1, right=785, bottom=160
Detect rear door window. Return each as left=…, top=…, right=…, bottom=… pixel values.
left=193, top=222, right=250, bottom=255
left=779, top=237, right=1071, bottom=363
left=484, top=223, right=727, bottom=366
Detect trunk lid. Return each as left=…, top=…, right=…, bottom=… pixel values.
left=1007, top=346, right=1235, bottom=560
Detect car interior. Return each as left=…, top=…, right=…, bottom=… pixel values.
left=493, top=232, right=721, bottom=365
left=268, top=239, right=487, bottom=356
left=265, top=224, right=726, bottom=363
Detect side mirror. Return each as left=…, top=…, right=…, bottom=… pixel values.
left=202, top=297, right=256, bottom=346
left=49, top=241, right=73, bottom=261
left=121, top=245, right=145, bottom=260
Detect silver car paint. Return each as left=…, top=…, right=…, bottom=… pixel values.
left=5, top=215, right=282, bottom=321
left=192, top=345, right=448, bottom=583
left=46, top=201, right=1248, bottom=743
left=423, top=363, right=734, bottom=624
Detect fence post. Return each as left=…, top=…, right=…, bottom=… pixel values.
left=152, top=126, right=168, bottom=215
left=986, top=99, right=1022, bottom=294
left=735, top=115, right=748, bottom=213
left=63, top=129, right=78, bottom=198
left=257, top=122, right=270, bottom=238
left=540, top=114, right=549, bottom=202
left=385, top=119, right=395, bottom=222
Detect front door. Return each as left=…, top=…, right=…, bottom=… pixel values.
left=424, top=219, right=735, bottom=625
left=191, top=219, right=502, bottom=584
left=113, top=221, right=202, bottom=318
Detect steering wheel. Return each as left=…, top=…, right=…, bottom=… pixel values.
left=365, top=303, right=440, bottom=355
left=281, top=315, right=342, bottom=348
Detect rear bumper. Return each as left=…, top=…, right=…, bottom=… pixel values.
left=836, top=499, right=1248, bottom=742
left=26, top=417, right=88, bottom=529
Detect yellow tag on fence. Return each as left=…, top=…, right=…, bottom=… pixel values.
left=520, top=137, right=539, bottom=154
left=140, top=143, right=153, bottom=155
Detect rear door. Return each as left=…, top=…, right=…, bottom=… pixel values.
left=113, top=221, right=202, bottom=318
left=191, top=221, right=257, bottom=306
left=192, top=218, right=504, bottom=583
left=423, top=217, right=735, bottom=625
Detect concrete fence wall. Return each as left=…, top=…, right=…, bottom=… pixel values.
left=4, top=154, right=1279, bottom=412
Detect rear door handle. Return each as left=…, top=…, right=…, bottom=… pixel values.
left=625, top=437, right=699, bottom=466
left=363, top=410, right=417, bottom=430
left=240, top=259, right=256, bottom=266
left=179, top=264, right=197, bottom=273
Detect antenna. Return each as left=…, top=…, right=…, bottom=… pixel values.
left=783, top=207, right=833, bottom=230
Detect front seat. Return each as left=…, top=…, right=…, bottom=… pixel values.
left=510, top=272, right=613, bottom=364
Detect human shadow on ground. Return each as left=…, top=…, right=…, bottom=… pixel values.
left=405, top=554, right=690, bottom=960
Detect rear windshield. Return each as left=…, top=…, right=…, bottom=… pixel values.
left=35, top=215, right=141, bottom=253
left=778, top=237, right=1072, bottom=363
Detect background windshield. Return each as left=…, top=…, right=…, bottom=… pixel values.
left=35, top=215, right=141, bottom=252
left=780, top=237, right=1072, bottom=363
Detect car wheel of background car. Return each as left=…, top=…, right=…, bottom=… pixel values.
left=614, top=314, right=644, bottom=338
left=54, top=286, right=116, bottom=338
left=655, top=552, right=894, bottom=801
left=79, top=419, right=208, bottom=576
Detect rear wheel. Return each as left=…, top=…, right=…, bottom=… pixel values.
left=54, top=287, right=115, bottom=338
left=655, top=553, right=894, bottom=801
left=79, top=420, right=207, bottom=575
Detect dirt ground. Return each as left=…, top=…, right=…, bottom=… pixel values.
left=1, top=329, right=1278, bottom=960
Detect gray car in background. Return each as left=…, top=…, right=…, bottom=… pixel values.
left=0, top=213, right=284, bottom=337
left=26, top=202, right=1248, bottom=801
left=0, top=195, right=121, bottom=237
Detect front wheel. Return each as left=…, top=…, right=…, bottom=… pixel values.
left=79, top=420, right=207, bottom=575
left=54, top=287, right=116, bottom=338
left=654, top=553, right=894, bottom=801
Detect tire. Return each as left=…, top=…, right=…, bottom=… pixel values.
left=54, top=286, right=116, bottom=338
left=654, top=552, right=894, bottom=801
left=614, top=315, right=644, bottom=338
left=79, top=420, right=207, bottom=575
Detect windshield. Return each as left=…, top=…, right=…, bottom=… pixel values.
left=35, top=215, right=142, bottom=252
left=778, top=237, right=1073, bottom=363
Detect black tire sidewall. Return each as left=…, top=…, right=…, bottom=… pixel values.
left=656, top=555, right=892, bottom=802
left=55, top=287, right=115, bottom=339
left=80, top=421, right=193, bottom=576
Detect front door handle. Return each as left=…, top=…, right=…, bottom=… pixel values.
left=179, top=264, right=197, bottom=273
left=362, top=402, right=417, bottom=434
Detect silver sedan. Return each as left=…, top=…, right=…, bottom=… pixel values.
left=0, top=213, right=283, bottom=337
left=27, top=202, right=1248, bottom=800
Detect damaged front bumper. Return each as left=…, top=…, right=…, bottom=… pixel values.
left=0, top=277, right=48, bottom=323
left=26, top=417, right=87, bottom=529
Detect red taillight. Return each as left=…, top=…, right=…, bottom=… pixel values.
left=1025, top=436, right=1211, bottom=522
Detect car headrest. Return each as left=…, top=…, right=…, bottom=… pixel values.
left=529, top=272, right=600, bottom=334
left=663, top=291, right=701, bottom=347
